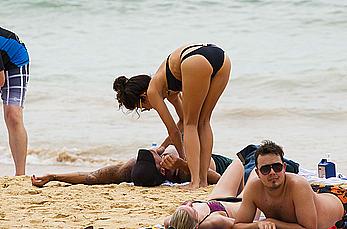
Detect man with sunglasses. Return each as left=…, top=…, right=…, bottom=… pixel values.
left=234, top=140, right=346, bottom=229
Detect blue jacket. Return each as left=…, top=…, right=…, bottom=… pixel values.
left=0, top=27, right=29, bottom=71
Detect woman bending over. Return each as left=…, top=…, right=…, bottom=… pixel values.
left=113, top=43, right=231, bottom=189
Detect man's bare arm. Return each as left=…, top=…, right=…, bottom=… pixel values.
left=207, top=169, right=221, bottom=185
left=86, top=159, right=135, bottom=184
left=175, top=157, right=220, bottom=183
left=32, top=159, right=135, bottom=187
left=265, top=218, right=305, bottom=229
left=0, top=55, right=5, bottom=87
left=292, top=178, right=318, bottom=228
left=0, top=70, right=5, bottom=88
left=254, top=177, right=317, bottom=229
left=49, top=163, right=129, bottom=185
left=233, top=180, right=259, bottom=229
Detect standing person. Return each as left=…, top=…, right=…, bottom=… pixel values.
left=0, top=27, right=30, bottom=175
left=233, top=140, right=346, bottom=229
left=113, top=43, right=231, bottom=189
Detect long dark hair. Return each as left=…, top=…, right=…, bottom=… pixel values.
left=113, top=74, right=151, bottom=111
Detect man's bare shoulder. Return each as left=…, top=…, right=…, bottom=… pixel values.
left=245, top=176, right=264, bottom=195
left=285, top=173, right=313, bottom=195
left=286, top=173, right=309, bottom=186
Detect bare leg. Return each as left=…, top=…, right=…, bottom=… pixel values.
left=198, top=55, right=231, bottom=187
left=208, top=159, right=244, bottom=199
left=207, top=160, right=262, bottom=220
left=3, top=105, right=27, bottom=176
left=181, top=55, right=212, bottom=189
left=197, top=120, right=213, bottom=187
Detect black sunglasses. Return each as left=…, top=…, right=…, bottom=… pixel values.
left=259, top=162, right=283, bottom=175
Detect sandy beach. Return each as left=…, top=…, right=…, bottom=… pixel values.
left=2, top=1, right=347, bottom=228
left=0, top=175, right=213, bottom=229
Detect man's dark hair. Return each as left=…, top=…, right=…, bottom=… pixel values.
left=255, top=140, right=284, bottom=167
left=131, top=149, right=165, bottom=187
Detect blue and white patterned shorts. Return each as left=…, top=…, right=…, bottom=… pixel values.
left=1, top=64, right=30, bottom=108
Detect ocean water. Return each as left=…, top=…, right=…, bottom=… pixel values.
left=1, top=0, right=347, bottom=175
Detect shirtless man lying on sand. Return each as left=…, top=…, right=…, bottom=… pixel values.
left=31, top=146, right=234, bottom=187
left=233, top=140, right=347, bottom=229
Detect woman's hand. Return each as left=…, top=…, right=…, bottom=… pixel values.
left=153, top=146, right=166, bottom=155
left=161, top=153, right=181, bottom=170
left=160, top=153, right=182, bottom=170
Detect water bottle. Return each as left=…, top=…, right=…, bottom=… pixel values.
left=318, top=153, right=336, bottom=178
left=150, top=142, right=157, bottom=149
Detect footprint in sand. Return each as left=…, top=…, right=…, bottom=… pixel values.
left=2, top=183, right=9, bottom=188
left=53, top=213, right=70, bottom=218
left=28, top=189, right=42, bottom=195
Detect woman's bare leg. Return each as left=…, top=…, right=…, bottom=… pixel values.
left=198, top=55, right=231, bottom=187
left=208, top=158, right=243, bottom=199
left=181, top=55, right=212, bottom=189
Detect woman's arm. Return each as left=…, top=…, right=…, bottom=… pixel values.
left=167, top=92, right=184, bottom=132
left=161, top=151, right=221, bottom=184
left=200, top=213, right=235, bottom=229
left=156, top=92, right=184, bottom=155
left=148, top=90, right=184, bottom=159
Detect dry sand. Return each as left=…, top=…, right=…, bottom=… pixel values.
left=0, top=176, right=213, bottom=229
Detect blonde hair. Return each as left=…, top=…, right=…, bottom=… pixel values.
left=169, top=208, right=198, bottom=229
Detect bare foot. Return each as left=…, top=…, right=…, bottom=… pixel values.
left=31, top=175, right=51, bottom=187
left=199, top=181, right=208, bottom=188
left=179, top=182, right=200, bottom=190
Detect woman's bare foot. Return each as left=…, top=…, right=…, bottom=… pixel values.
left=199, top=181, right=208, bottom=188
left=180, top=182, right=200, bottom=190
left=31, top=175, right=51, bottom=187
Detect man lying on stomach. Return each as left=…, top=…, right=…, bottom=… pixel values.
left=233, top=140, right=346, bottom=229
